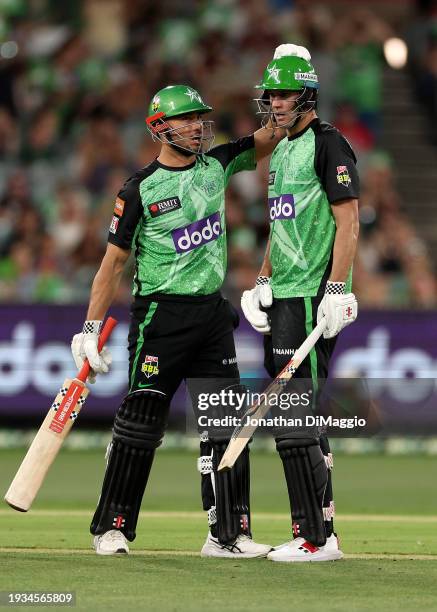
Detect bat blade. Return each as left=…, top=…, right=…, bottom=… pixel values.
left=4, top=378, right=89, bottom=512
left=218, top=318, right=327, bottom=472
left=4, top=316, right=117, bottom=512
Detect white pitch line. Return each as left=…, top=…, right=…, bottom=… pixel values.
left=1, top=548, right=437, bottom=561
left=1, top=510, right=437, bottom=523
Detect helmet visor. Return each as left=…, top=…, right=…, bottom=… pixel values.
left=254, top=88, right=316, bottom=128
left=147, top=116, right=215, bottom=154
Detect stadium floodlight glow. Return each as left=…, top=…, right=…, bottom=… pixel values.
left=384, top=37, right=408, bottom=70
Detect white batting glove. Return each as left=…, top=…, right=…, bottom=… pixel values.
left=241, top=276, right=273, bottom=334
left=71, top=320, right=112, bottom=384
left=317, top=282, right=358, bottom=339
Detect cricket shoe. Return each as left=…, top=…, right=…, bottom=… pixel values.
left=93, top=530, right=129, bottom=555
left=201, top=532, right=272, bottom=558
left=268, top=534, right=343, bottom=562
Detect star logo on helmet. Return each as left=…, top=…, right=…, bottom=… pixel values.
left=267, top=64, right=281, bottom=84
left=185, top=87, right=202, bottom=103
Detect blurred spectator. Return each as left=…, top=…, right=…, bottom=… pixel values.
left=330, top=7, right=392, bottom=139
left=0, top=0, right=435, bottom=308
left=75, top=109, right=126, bottom=193
left=406, top=1, right=437, bottom=141
left=21, top=106, right=61, bottom=162
left=0, top=108, right=19, bottom=159
left=50, top=182, right=89, bottom=256
left=354, top=153, right=436, bottom=307
left=333, top=103, right=375, bottom=156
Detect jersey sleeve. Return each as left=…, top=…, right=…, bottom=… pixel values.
left=207, top=135, right=256, bottom=185
left=107, top=176, right=143, bottom=249
left=314, top=131, right=360, bottom=204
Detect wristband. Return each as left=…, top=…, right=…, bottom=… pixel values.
left=82, top=320, right=103, bottom=334
left=256, top=276, right=271, bottom=286
left=325, top=281, right=345, bottom=295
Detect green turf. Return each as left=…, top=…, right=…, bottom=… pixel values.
left=1, top=449, right=437, bottom=514
left=1, top=514, right=436, bottom=556
left=1, top=450, right=436, bottom=611
left=1, top=555, right=437, bottom=612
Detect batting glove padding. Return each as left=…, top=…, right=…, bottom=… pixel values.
left=241, top=276, right=273, bottom=334
left=317, top=282, right=358, bottom=339
left=71, top=320, right=112, bottom=383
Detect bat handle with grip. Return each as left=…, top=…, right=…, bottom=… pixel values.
left=292, top=317, right=327, bottom=365
left=76, top=317, right=118, bottom=383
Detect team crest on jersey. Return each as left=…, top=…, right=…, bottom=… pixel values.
left=268, top=171, right=276, bottom=186
left=114, top=197, right=125, bottom=217
left=148, top=196, right=181, bottom=218
left=336, top=165, right=351, bottom=187
left=199, top=178, right=217, bottom=196
left=141, top=355, right=159, bottom=378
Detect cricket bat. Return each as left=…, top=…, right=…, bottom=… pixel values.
left=218, top=317, right=327, bottom=472
left=4, top=316, right=117, bottom=512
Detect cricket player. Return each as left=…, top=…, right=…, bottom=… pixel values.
left=241, top=45, right=359, bottom=562
left=71, top=85, right=284, bottom=557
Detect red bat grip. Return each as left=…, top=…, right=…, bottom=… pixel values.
left=76, top=317, right=118, bottom=383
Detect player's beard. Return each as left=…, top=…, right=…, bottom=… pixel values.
left=165, top=129, right=207, bottom=157
left=168, top=138, right=197, bottom=157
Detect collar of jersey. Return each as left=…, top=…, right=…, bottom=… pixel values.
left=287, top=117, right=320, bottom=141
left=154, top=158, right=196, bottom=172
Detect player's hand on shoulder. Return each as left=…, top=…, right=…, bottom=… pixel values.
left=317, top=281, right=357, bottom=339
left=241, top=276, right=273, bottom=334
left=71, top=320, right=112, bottom=384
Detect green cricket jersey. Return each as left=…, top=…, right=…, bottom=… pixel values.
left=108, top=136, right=256, bottom=296
left=268, top=118, right=359, bottom=298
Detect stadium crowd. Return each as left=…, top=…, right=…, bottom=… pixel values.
left=0, top=0, right=435, bottom=307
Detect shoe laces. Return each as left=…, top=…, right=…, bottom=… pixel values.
left=218, top=538, right=243, bottom=553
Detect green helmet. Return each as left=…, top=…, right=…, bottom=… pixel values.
left=255, top=54, right=318, bottom=128
left=147, top=84, right=212, bottom=123
left=255, top=55, right=319, bottom=91
left=146, top=85, right=214, bottom=154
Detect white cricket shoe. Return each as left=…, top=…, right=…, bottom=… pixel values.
left=201, top=532, right=272, bottom=558
left=93, top=530, right=129, bottom=556
left=268, top=534, right=343, bottom=562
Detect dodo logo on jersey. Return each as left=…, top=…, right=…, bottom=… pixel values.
left=268, top=171, right=276, bottom=186
left=172, top=211, right=223, bottom=254
left=268, top=194, right=295, bottom=221
left=141, top=355, right=159, bottom=378
left=336, top=165, right=351, bottom=187
left=148, top=196, right=182, bottom=218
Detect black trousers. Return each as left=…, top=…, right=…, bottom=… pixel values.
left=128, top=292, right=240, bottom=398
left=263, top=295, right=337, bottom=381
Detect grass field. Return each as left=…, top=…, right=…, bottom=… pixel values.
left=1, top=449, right=437, bottom=611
